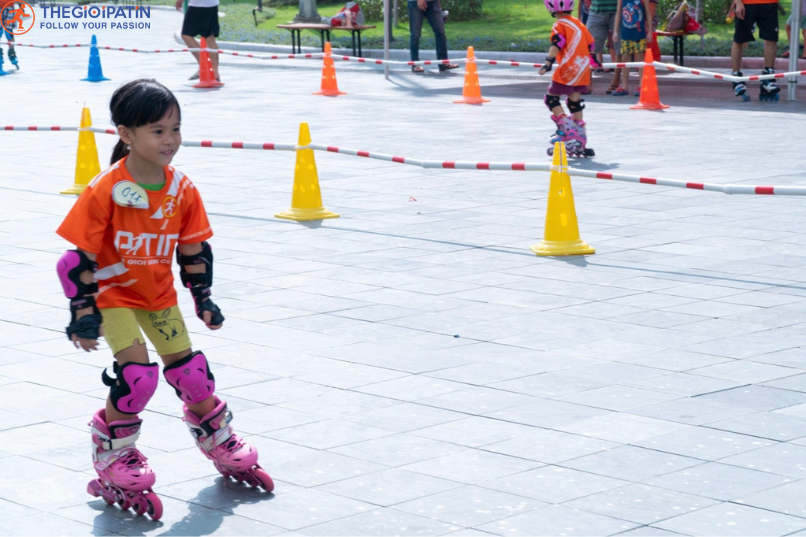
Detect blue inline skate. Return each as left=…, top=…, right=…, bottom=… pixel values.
left=759, top=67, right=780, bottom=101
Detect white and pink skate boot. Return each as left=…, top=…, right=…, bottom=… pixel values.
left=87, top=409, right=162, bottom=520
left=183, top=397, right=274, bottom=491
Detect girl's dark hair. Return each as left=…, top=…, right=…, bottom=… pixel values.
left=109, top=79, right=181, bottom=164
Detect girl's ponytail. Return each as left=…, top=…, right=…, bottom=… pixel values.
left=110, top=139, right=129, bottom=165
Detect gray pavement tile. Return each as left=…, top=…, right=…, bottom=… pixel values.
left=689, top=361, right=801, bottom=384
left=0, top=512, right=114, bottom=536
left=0, top=455, right=94, bottom=512
left=482, top=429, right=620, bottom=464
left=484, top=398, right=613, bottom=429
left=615, top=527, right=686, bottom=536
left=318, top=468, right=464, bottom=507
left=0, top=498, right=39, bottom=521
left=271, top=449, right=387, bottom=487
left=58, top=495, right=284, bottom=536
left=355, top=375, right=473, bottom=402
left=557, top=386, right=684, bottom=411
left=394, top=486, right=542, bottom=527
left=476, top=505, right=640, bottom=536
left=628, top=398, right=757, bottom=426
left=400, top=449, right=541, bottom=485
left=696, top=385, right=806, bottom=413
left=761, top=373, right=806, bottom=393
left=220, top=487, right=374, bottom=531
left=653, top=503, right=806, bottom=536
left=479, top=466, right=630, bottom=504
left=278, top=390, right=401, bottom=419
left=644, top=462, right=793, bottom=501
left=228, top=405, right=324, bottom=435
left=330, top=432, right=466, bottom=467
left=749, top=348, right=806, bottom=368
left=635, top=427, right=775, bottom=462
left=563, top=484, right=720, bottom=525
left=160, top=475, right=301, bottom=511
left=410, top=417, right=537, bottom=449
left=705, top=411, right=806, bottom=441
left=624, top=373, right=747, bottom=397
left=719, top=443, right=806, bottom=478
left=262, top=419, right=395, bottom=450
left=299, top=509, right=460, bottom=536
left=561, top=446, right=704, bottom=482
left=737, top=480, right=806, bottom=518
left=418, top=387, right=536, bottom=415
left=341, top=402, right=466, bottom=433
left=423, top=362, right=547, bottom=386
left=556, top=413, right=690, bottom=444
left=775, top=403, right=806, bottom=419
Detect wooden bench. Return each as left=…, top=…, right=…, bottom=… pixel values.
left=656, top=30, right=687, bottom=66
left=277, top=23, right=376, bottom=57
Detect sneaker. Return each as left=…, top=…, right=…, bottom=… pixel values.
left=188, top=72, right=200, bottom=80
left=634, top=89, right=640, bottom=97
left=438, top=63, right=460, bottom=72
left=611, top=87, right=629, bottom=96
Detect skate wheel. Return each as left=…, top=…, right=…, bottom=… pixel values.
left=251, top=467, right=275, bottom=492
left=547, top=148, right=554, bottom=156
left=145, top=493, right=163, bottom=521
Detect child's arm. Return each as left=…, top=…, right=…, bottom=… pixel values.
left=538, top=44, right=561, bottom=75
left=643, top=0, right=654, bottom=41
left=176, top=242, right=224, bottom=330
left=57, top=249, right=103, bottom=352
left=614, top=0, right=623, bottom=44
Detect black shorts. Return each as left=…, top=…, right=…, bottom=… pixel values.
left=734, top=3, right=779, bottom=44
left=181, top=5, right=220, bottom=38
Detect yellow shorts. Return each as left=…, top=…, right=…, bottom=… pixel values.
left=621, top=39, right=647, bottom=55
left=102, top=306, right=192, bottom=356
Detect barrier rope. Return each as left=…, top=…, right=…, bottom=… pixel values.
left=3, top=40, right=804, bottom=81
left=6, top=125, right=802, bottom=196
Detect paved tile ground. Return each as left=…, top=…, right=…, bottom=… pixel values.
left=1, top=7, right=806, bottom=536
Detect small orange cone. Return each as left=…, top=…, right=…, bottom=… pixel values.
left=630, top=49, right=668, bottom=110
left=193, top=37, right=223, bottom=89
left=454, top=46, right=489, bottom=105
left=313, top=42, right=346, bottom=96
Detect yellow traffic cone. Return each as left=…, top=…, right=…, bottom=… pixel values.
left=275, top=123, right=340, bottom=221
left=61, top=107, right=101, bottom=196
left=530, top=142, right=595, bottom=256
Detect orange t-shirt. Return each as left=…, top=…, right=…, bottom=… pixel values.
left=56, top=156, right=213, bottom=311
left=550, top=16, right=595, bottom=87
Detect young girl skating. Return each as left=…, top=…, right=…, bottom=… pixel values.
left=539, top=0, right=599, bottom=157
left=56, top=79, right=273, bottom=520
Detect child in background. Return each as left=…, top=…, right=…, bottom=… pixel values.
left=56, top=79, right=273, bottom=520
left=539, top=0, right=599, bottom=157
left=613, top=0, right=653, bottom=95
left=1, top=0, right=20, bottom=69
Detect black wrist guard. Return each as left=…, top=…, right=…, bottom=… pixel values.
left=543, top=57, right=555, bottom=72
left=66, top=294, right=103, bottom=340
left=177, top=242, right=224, bottom=325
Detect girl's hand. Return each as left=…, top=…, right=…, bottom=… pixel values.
left=175, top=0, right=183, bottom=11
left=646, top=32, right=654, bottom=43
left=417, top=0, right=427, bottom=9
left=202, top=308, right=223, bottom=330
left=539, top=67, right=548, bottom=75
left=71, top=325, right=103, bottom=352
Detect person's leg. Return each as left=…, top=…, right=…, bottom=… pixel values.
left=181, top=34, right=202, bottom=71
left=568, top=91, right=583, bottom=120
left=408, top=1, right=423, bottom=62
left=763, top=38, right=777, bottom=66
left=424, top=0, right=448, bottom=60
left=105, top=340, right=152, bottom=423
left=621, top=51, right=630, bottom=89
left=206, top=35, right=220, bottom=78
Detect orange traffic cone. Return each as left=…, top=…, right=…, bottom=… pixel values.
left=454, top=46, right=489, bottom=105
left=630, top=49, right=668, bottom=110
left=193, top=37, right=223, bottom=89
left=313, top=42, right=346, bottom=96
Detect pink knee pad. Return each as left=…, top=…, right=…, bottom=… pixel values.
left=163, top=351, right=215, bottom=404
left=101, top=362, right=159, bottom=414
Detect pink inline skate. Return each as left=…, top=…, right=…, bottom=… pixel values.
left=547, top=114, right=581, bottom=157
left=570, top=118, right=595, bottom=158
left=87, top=409, right=163, bottom=520
left=183, top=397, right=274, bottom=491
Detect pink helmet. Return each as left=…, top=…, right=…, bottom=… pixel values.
left=544, top=0, right=574, bottom=13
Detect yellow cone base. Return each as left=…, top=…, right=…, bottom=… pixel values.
left=275, top=207, right=340, bottom=221
left=60, top=184, right=87, bottom=196
left=530, top=239, right=595, bottom=257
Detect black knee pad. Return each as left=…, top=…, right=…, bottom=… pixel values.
left=102, top=362, right=160, bottom=414
left=567, top=98, right=585, bottom=114
left=163, top=351, right=216, bottom=405
left=544, top=94, right=561, bottom=111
